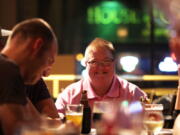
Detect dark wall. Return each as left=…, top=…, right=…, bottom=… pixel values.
left=0, top=0, right=87, bottom=54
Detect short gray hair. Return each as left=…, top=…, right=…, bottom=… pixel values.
left=84, top=38, right=115, bottom=61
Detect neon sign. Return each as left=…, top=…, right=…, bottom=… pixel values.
left=87, top=1, right=146, bottom=25
left=86, top=1, right=169, bottom=42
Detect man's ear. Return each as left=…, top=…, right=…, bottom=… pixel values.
left=32, top=38, right=43, bottom=56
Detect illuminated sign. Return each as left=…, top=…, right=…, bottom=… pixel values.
left=86, top=1, right=169, bottom=42
left=87, top=1, right=143, bottom=25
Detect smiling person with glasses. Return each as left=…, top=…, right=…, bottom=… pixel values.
left=55, top=38, right=147, bottom=118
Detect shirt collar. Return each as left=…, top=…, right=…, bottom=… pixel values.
left=82, top=75, right=120, bottom=99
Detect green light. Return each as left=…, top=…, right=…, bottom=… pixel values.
left=155, top=28, right=169, bottom=37
left=101, top=10, right=112, bottom=24
left=87, top=1, right=141, bottom=25
left=101, top=1, right=120, bottom=8
left=87, top=7, right=94, bottom=24
left=86, top=1, right=169, bottom=42
left=100, top=1, right=123, bottom=24
left=121, top=100, right=129, bottom=107
left=143, top=14, right=150, bottom=25
left=142, top=29, right=150, bottom=36
left=95, top=7, right=101, bottom=24
left=129, top=10, right=139, bottom=24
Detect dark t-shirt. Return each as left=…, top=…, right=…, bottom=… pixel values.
left=0, top=54, right=27, bottom=105
left=25, top=78, right=50, bottom=106
left=0, top=54, right=27, bottom=135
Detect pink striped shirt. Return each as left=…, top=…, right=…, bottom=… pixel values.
left=55, top=75, right=147, bottom=115
left=55, top=75, right=147, bottom=114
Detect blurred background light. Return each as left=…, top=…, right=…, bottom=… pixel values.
left=87, top=1, right=124, bottom=25
left=76, top=53, right=84, bottom=61
left=117, top=27, right=128, bottom=38
left=81, top=69, right=87, bottom=78
left=120, top=55, right=139, bottom=72
left=129, top=101, right=143, bottom=114
left=121, top=100, right=129, bottom=108
left=158, top=56, right=178, bottom=72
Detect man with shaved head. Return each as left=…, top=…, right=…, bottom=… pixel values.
left=0, top=18, right=58, bottom=135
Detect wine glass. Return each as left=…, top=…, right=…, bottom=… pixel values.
left=143, top=104, right=164, bottom=135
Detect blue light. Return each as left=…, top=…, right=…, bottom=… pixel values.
left=129, top=101, right=143, bottom=114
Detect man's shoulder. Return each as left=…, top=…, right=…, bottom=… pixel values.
left=0, top=54, right=18, bottom=72
left=0, top=54, right=27, bottom=105
left=116, top=75, right=146, bottom=99
left=58, top=80, right=83, bottom=102
left=66, top=80, right=82, bottom=89
left=116, top=76, right=129, bottom=85
left=116, top=75, right=140, bottom=90
left=61, top=80, right=83, bottom=93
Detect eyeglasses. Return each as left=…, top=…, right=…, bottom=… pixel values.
left=87, top=59, right=114, bottom=67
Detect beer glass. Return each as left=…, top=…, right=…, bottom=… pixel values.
left=92, top=101, right=116, bottom=134
left=143, top=104, right=164, bottom=135
left=65, top=104, right=83, bottom=131
left=92, top=101, right=110, bottom=124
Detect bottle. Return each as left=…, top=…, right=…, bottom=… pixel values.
left=80, top=90, right=91, bottom=134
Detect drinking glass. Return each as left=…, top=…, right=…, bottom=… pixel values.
left=65, top=104, right=83, bottom=132
left=92, top=101, right=118, bottom=134
left=93, top=101, right=144, bottom=135
left=92, top=101, right=110, bottom=124
left=143, top=104, right=164, bottom=135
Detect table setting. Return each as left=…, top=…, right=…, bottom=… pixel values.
left=19, top=101, right=174, bottom=135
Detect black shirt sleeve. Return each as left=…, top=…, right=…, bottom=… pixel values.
left=25, top=78, right=51, bottom=105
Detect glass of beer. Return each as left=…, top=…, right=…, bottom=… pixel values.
left=92, top=101, right=109, bottom=134
left=143, top=104, right=164, bottom=135
left=93, top=101, right=107, bottom=123
left=65, top=104, right=83, bottom=132
left=92, top=101, right=115, bottom=127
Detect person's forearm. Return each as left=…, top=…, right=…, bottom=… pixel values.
left=25, top=98, right=41, bottom=121
left=36, top=98, right=59, bottom=119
